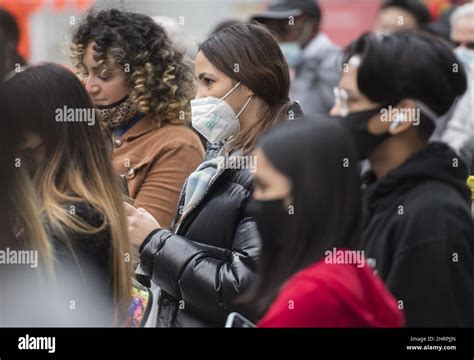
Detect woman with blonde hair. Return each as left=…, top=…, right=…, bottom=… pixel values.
left=71, top=9, right=204, bottom=227
left=3, top=63, right=134, bottom=325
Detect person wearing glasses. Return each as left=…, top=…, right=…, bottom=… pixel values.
left=330, top=31, right=474, bottom=327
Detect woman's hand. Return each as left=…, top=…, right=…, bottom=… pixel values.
left=124, top=202, right=161, bottom=247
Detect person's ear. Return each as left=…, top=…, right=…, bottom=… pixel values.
left=241, top=84, right=255, bottom=97
left=387, top=99, right=416, bottom=135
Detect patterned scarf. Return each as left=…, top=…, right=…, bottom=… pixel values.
left=96, top=96, right=138, bottom=131
left=172, top=139, right=233, bottom=233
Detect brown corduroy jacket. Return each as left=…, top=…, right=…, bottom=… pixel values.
left=111, top=115, right=204, bottom=228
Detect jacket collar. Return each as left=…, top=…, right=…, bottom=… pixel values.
left=121, top=114, right=158, bottom=141
left=172, top=140, right=243, bottom=233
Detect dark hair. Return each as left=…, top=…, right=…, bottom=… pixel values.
left=4, top=63, right=134, bottom=307
left=0, top=9, right=19, bottom=44
left=248, top=116, right=362, bottom=315
left=209, top=19, right=242, bottom=36
left=199, top=22, right=291, bottom=154
left=344, top=31, right=467, bottom=139
left=4, top=64, right=103, bottom=158
left=0, top=9, right=26, bottom=79
left=71, top=9, right=195, bottom=125
left=0, top=82, right=21, bottom=248
left=381, top=0, right=432, bottom=26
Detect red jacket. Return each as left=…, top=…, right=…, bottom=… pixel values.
left=258, top=252, right=405, bottom=328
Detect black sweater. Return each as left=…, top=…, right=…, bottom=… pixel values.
left=49, top=202, right=114, bottom=326
left=362, top=142, right=474, bottom=327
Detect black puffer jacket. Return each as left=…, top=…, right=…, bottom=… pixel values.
left=139, top=144, right=260, bottom=327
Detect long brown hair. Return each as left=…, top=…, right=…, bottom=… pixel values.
left=4, top=63, right=134, bottom=309
left=199, top=22, right=291, bottom=154
left=0, top=78, right=53, bottom=274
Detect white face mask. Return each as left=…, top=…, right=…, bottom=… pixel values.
left=191, top=82, right=253, bottom=144
left=279, top=20, right=315, bottom=68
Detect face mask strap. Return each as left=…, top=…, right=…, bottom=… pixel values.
left=220, top=81, right=242, bottom=102
left=333, top=86, right=349, bottom=117
left=414, top=100, right=438, bottom=122
left=236, top=95, right=253, bottom=118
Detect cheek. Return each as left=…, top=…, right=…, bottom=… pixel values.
left=102, top=77, right=129, bottom=103
left=223, top=90, right=246, bottom=114
left=368, top=114, right=389, bottom=135
left=195, top=84, right=208, bottom=99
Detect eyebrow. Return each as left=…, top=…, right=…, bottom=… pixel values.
left=197, top=72, right=214, bottom=80
left=81, top=62, right=98, bottom=72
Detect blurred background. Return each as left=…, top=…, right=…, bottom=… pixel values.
left=0, top=0, right=404, bottom=64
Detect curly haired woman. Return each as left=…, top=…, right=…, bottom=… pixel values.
left=71, top=9, right=204, bottom=228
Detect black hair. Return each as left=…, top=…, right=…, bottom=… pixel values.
left=0, top=82, right=21, bottom=248
left=0, top=9, right=26, bottom=79
left=2, top=63, right=118, bottom=202
left=4, top=64, right=100, bottom=156
left=248, top=116, right=362, bottom=315
left=381, top=0, right=432, bottom=26
left=0, top=8, right=19, bottom=44
left=344, top=31, right=467, bottom=140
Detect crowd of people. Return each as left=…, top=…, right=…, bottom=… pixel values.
left=0, top=0, right=473, bottom=328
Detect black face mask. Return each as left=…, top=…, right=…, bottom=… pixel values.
left=336, top=106, right=391, bottom=160
left=247, top=198, right=292, bottom=251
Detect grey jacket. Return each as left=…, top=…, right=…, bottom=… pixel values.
left=290, top=32, right=342, bottom=116
left=442, top=72, right=474, bottom=173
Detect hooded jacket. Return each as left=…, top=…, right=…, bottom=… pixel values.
left=258, top=251, right=404, bottom=328
left=362, top=142, right=474, bottom=327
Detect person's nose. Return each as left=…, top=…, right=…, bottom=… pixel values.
left=84, top=76, right=100, bottom=97
left=194, top=86, right=206, bottom=99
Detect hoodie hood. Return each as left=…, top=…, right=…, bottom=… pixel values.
left=257, top=252, right=405, bottom=328
left=308, top=256, right=405, bottom=327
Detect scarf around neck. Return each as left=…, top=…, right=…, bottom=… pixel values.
left=96, top=96, right=138, bottom=131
